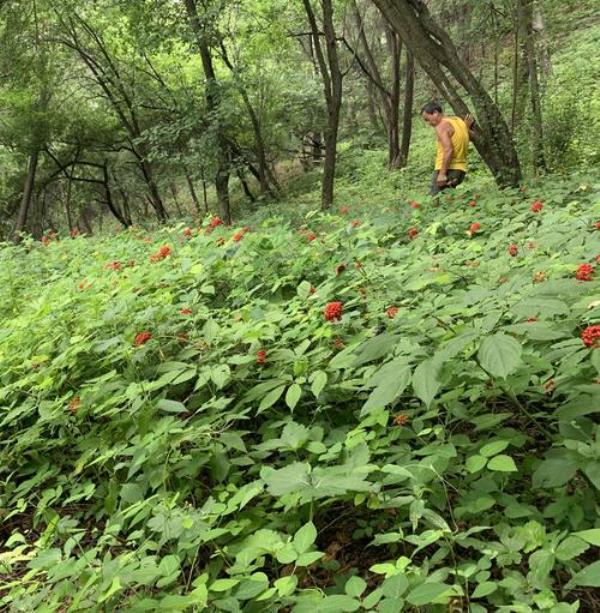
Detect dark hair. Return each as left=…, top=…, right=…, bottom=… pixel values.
left=421, top=101, right=443, bottom=114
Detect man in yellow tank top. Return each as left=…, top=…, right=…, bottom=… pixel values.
left=421, top=101, right=475, bottom=195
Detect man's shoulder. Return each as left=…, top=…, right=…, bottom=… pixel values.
left=436, top=118, right=455, bottom=134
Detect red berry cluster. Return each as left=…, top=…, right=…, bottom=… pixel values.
left=576, top=263, right=594, bottom=281
left=134, top=331, right=152, bottom=346
left=324, top=301, right=343, bottom=321
left=386, top=306, right=399, bottom=319
left=150, top=245, right=171, bottom=262
left=530, top=201, right=543, bottom=213
left=581, top=325, right=600, bottom=348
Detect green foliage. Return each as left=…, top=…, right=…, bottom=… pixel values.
left=1, top=170, right=600, bottom=611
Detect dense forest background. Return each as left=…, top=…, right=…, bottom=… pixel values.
left=1, top=0, right=598, bottom=239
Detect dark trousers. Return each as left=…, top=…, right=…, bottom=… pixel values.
left=430, top=169, right=466, bottom=195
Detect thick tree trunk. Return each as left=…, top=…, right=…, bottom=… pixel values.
left=184, top=0, right=231, bottom=224
left=13, top=151, right=39, bottom=242
left=373, top=0, right=522, bottom=188
left=398, top=49, right=414, bottom=168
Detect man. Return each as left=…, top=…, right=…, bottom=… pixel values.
left=421, top=101, right=475, bottom=196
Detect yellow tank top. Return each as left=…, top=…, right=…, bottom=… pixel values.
left=435, top=116, right=469, bottom=171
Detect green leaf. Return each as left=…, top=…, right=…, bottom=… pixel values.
left=317, top=595, right=361, bottom=612
left=471, top=581, right=497, bottom=598
left=466, top=455, right=487, bottom=473
left=381, top=574, right=409, bottom=599
left=210, top=578, right=240, bottom=592
left=353, top=333, right=400, bottom=366
left=345, top=576, right=367, bottom=598
left=412, top=359, right=441, bottom=406
left=556, top=536, right=589, bottom=561
left=361, top=359, right=411, bottom=416
left=480, top=440, right=509, bottom=457
left=156, top=399, right=187, bottom=413
left=568, top=560, right=600, bottom=587
left=311, top=371, right=327, bottom=397
left=295, top=551, right=323, bottom=566
left=281, top=422, right=309, bottom=450
left=487, top=455, right=518, bottom=472
left=274, top=575, right=298, bottom=597
left=406, top=582, right=454, bottom=606
left=584, top=461, right=600, bottom=490
left=293, top=521, right=317, bottom=554
left=285, top=384, right=302, bottom=410
left=478, top=333, right=522, bottom=379
left=275, top=543, right=297, bottom=564
left=260, top=462, right=310, bottom=496
left=532, top=457, right=578, bottom=488
left=573, top=529, right=600, bottom=546
left=257, top=385, right=285, bottom=414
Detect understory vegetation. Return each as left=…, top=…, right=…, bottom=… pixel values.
left=2, top=166, right=600, bottom=611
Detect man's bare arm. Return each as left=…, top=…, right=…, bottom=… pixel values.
left=436, top=123, right=454, bottom=181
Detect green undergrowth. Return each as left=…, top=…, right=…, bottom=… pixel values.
left=2, top=174, right=600, bottom=612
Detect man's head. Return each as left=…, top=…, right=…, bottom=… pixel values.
left=421, top=101, right=444, bottom=127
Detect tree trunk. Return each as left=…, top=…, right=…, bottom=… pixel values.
left=302, top=0, right=343, bottom=209
left=201, top=169, right=209, bottom=214
left=219, top=43, right=273, bottom=197
left=518, top=0, right=546, bottom=173
left=102, top=162, right=130, bottom=228
left=64, top=176, right=74, bottom=233
left=511, top=3, right=530, bottom=133
left=170, top=183, right=184, bottom=216
left=185, top=171, right=202, bottom=218
left=13, top=150, right=39, bottom=242
left=385, top=27, right=402, bottom=169
left=183, top=0, right=231, bottom=224
left=372, top=0, right=522, bottom=188
left=237, top=169, right=256, bottom=202
left=398, top=48, right=414, bottom=168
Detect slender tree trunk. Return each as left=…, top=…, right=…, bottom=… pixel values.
left=518, top=0, right=546, bottom=173
left=185, top=171, right=202, bottom=218
left=13, top=151, right=39, bottom=242
left=237, top=169, right=255, bottom=202
left=219, top=43, right=273, bottom=197
left=170, top=183, right=184, bottom=216
left=385, top=27, right=402, bottom=169
left=373, top=0, right=522, bottom=187
left=183, top=0, right=231, bottom=224
left=511, top=3, right=530, bottom=133
left=64, top=177, right=74, bottom=232
left=201, top=168, right=209, bottom=214
left=303, top=0, right=343, bottom=209
left=398, top=49, right=414, bottom=168
left=366, top=84, right=381, bottom=134
left=101, top=162, right=130, bottom=228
